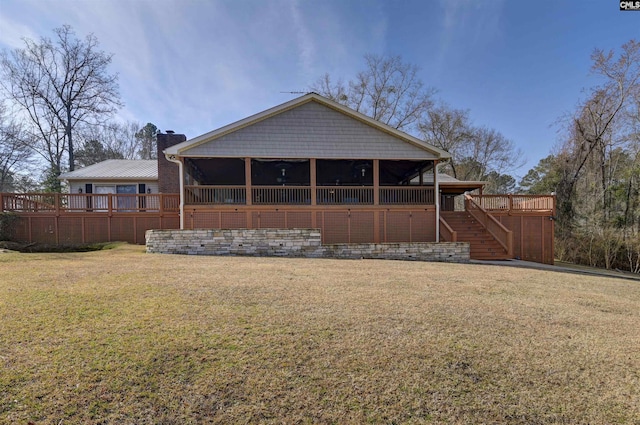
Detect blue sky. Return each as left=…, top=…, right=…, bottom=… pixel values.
left=0, top=0, right=637, bottom=178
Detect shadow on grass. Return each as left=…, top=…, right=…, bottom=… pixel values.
left=0, top=240, right=124, bottom=253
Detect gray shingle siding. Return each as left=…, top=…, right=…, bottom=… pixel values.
left=184, top=101, right=438, bottom=159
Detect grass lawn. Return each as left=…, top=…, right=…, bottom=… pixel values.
left=1, top=244, right=639, bottom=424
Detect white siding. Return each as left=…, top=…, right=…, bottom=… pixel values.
left=184, top=101, right=438, bottom=160
left=68, top=180, right=158, bottom=194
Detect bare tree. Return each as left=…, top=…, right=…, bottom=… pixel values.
left=0, top=103, right=32, bottom=191
left=419, top=104, right=473, bottom=178
left=79, top=121, right=141, bottom=161
left=0, top=25, right=122, bottom=189
left=311, top=54, right=435, bottom=133
left=74, top=139, right=124, bottom=168
left=464, top=126, right=524, bottom=181
left=556, top=40, right=640, bottom=229
left=420, top=103, right=523, bottom=184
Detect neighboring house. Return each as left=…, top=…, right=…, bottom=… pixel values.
left=58, top=159, right=158, bottom=211
left=58, top=159, right=158, bottom=195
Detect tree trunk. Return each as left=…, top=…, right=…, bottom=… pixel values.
left=67, top=106, right=74, bottom=171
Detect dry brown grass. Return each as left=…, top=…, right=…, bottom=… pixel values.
left=1, top=244, right=639, bottom=424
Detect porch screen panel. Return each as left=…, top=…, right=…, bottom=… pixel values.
left=410, top=210, right=436, bottom=242
left=111, top=217, right=135, bottom=243
left=385, top=211, right=411, bottom=243
left=59, top=217, right=84, bottom=244
left=286, top=211, right=313, bottom=229
left=221, top=211, right=247, bottom=229
left=322, top=211, right=349, bottom=244
left=349, top=211, right=375, bottom=243
left=84, top=217, right=109, bottom=243
left=192, top=212, right=221, bottom=229
left=30, top=217, right=57, bottom=244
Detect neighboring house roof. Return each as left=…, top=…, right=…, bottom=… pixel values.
left=58, top=160, right=158, bottom=181
left=164, top=93, right=452, bottom=160
left=423, top=173, right=485, bottom=186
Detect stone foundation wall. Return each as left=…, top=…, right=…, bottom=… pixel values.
left=146, top=229, right=470, bottom=263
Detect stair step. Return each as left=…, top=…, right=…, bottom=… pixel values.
left=441, top=212, right=510, bottom=260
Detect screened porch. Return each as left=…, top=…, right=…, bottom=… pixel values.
left=182, top=158, right=437, bottom=207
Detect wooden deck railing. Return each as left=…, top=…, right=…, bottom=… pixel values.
left=317, top=187, right=374, bottom=205
left=1, top=193, right=58, bottom=212
left=185, top=185, right=246, bottom=205
left=253, top=186, right=311, bottom=205
left=181, top=185, right=435, bottom=206
left=439, top=216, right=457, bottom=242
left=465, top=194, right=513, bottom=257
left=470, top=194, right=555, bottom=212
left=1, top=193, right=180, bottom=213
left=379, top=187, right=434, bottom=205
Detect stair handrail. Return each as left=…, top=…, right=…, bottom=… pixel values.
left=439, top=216, right=457, bottom=242
left=464, top=194, right=513, bottom=257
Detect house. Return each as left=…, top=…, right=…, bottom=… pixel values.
left=58, top=159, right=159, bottom=196
left=2, top=93, right=555, bottom=262
left=57, top=159, right=159, bottom=212
left=160, top=93, right=451, bottom=243
left=157, top=93, right=554, bottom=261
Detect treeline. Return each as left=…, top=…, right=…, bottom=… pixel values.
left=520, top=40, right=640, bottom=272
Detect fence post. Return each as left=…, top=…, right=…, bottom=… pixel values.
left=509, top=195, right=513, bottom=212
left=507, top=230, right=513, bottom=257
left=0, top=193, right=3, bottom=212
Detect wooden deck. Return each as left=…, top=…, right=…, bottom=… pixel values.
left=1, top=193, right=180, bottom=245
left=1, top=191, right=555, bottom=264
left=440, top=194, right=555, bottom=263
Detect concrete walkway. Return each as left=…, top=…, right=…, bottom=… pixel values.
left=470, top=259, right=640, bottom=282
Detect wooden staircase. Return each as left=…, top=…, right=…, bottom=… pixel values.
left=440, top=211, right=510, bottom=260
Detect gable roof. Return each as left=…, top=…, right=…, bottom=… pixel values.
left=164, top=93, right=451, bottom=160
left=58, top=160, right=158, bottom=181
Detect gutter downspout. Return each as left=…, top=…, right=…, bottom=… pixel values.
left=434, top=160, right=440, bottom=242
left=165, top=153, right=185, bottom=229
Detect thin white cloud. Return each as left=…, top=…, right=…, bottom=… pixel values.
left=288, top=0, right=317, bottom=81
left=0, top=0, right=390, bottom=138
left=435, top=0, right=506, bottom=76
left=0, top=15, right=38, bottom=48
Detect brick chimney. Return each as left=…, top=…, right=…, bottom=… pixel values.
left=157, top=131, right=186, bottom=193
